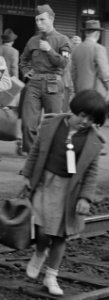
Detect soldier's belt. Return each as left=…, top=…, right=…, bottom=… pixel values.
left=32, top=73, right=62, bottom=81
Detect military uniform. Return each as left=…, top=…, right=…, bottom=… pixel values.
left=20, top=28, right=71, bottom=152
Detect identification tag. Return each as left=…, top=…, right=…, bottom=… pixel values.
left=66, top=143, right=76, bottom=174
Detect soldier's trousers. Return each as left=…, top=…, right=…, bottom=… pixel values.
left=22, top=77, right=64, bottom=153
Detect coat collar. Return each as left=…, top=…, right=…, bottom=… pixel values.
left=40, top=115, right=102, bottom=164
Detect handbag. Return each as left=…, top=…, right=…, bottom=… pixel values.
left=0, top=107, right=17, bottom=141
left=0, top=186, right=32, bottom=250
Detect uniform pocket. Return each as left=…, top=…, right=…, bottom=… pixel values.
left=46, top=79, right=58, bottom=94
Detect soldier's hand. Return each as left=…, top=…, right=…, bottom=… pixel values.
left=76, top=199, right=90, bottom=215
left=24, top=69, right=34, bottom=79
left=40, top=40, right=51, bottom=51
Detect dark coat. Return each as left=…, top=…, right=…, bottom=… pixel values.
left=23, top=114, right=102, bottom=235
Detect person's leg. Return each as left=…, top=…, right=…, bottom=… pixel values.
left=35, top=225, right=50, bottom=253
left=16, top=87, right=27, bottom=155
left=16, top=118, right=24, bottom=156
left=26, top=225, right=50, bottom=279
left=49, top=236, right=65, bottom=269
left=43, top=236, right=65, bottom=295
left=22, top=80, right=42, bottom=153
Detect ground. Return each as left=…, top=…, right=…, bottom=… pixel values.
left=0, top=121, right=109, bottom=299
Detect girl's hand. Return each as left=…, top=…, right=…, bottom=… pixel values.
left=23, top=177, right=31, bottom=190
left=76, top=198, right=90, bottom=215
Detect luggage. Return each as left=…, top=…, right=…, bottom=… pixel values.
left=0, top=76, right=25, bottom=107
left=0, top=107, right=17, bottom=140
left=0, top=187, right=32, bottom=250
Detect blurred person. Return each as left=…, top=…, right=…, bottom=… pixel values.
left=71, top=20, right=109, bottom=99
left=0, top=28, right=19, bottom=77
left=62, top=35, right=82, bottom=112
left=62, top=56, right=73, bottom=112
left=0, top=28, right=23, bottom=155
left=0, top=56, right=12, bottom=160
left=22, top=89, right=107, bottom=296
left=70, top=35, right=81, bottom=52
left=0, top=56, right=12, bottom=91
left=20, top=4, right=71, bottom=153
left=71, top=20, right=109, bottom=156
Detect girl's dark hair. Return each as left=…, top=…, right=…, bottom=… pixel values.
left=70, top=89, right=107, bottom=126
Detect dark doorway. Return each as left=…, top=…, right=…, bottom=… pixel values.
left=3, top=15, right=35, bottom=54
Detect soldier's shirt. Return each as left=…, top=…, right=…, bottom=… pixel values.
left=20, top=29, right=71, bottom=76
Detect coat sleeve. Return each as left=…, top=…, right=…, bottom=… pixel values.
left=78, top=157, right=99, bottom=202
left=11, top=50, right=19, bottom=78
left=95, top=44, right=109, bottom=90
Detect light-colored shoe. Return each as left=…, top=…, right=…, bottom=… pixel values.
left=43, top=267, right=64, bottom=296
left=26, top=250, right=47, bottom=279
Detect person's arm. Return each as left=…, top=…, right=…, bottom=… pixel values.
left=0, top=68, right=12, bottom=91
left=95, top=44, right=109, bottom=90
left=11, top=50, right=19, bottom=78
left=76, top=157, right=99, bottom=215
left=40, top=35, right=71, bottom=69
left=70, top=50, right=76, bottom=93
left=79, top=157, right=99, bottom=202
left=19, top=42, right=32, bottom=78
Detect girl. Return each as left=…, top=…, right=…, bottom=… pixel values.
left=23, top=89, right=107, bottom=296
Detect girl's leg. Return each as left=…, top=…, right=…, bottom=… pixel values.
left=26, top=226, right=50, bottom=279
left=43, top=236, right=66, bottom=295
left=49, top=236, right=66, bottom=269
left=35, top=225, right=50, bottom=253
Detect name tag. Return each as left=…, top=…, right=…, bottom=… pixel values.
left=62, top=51, right=69, bottom=58
left=66, top=143, right=76, bottom=174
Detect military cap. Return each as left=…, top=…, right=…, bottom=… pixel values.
left=35, top=4, right=55, bottom=17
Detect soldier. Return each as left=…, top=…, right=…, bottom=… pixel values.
left=20, top=4, right=71, bottom=153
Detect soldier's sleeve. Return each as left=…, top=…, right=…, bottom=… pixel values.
left=47, top=35, right=71, bottom=69
left=19, top=40, right=32, bottom=78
